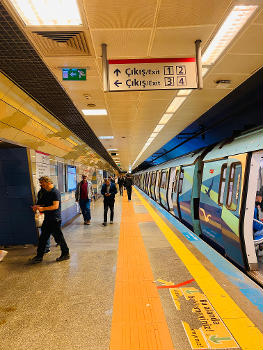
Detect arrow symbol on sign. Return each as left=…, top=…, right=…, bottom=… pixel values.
left=114, top=68, right=121, bottom=76
left=209, top=335, right=232, bottom=344
left=114, top=80, right=122, bottom=87
left=185, top=289, right=199, bottom=294
left=70, top=72, right=76, bottom=77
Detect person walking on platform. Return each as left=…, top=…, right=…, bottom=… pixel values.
left=101, top=178, right=117, bottom=226
left=30, top=176, right=70, bottom=263
left=124, top=174, right=133, bottom=201
left=75, top=174, right=94, bottom=225
left=118, top=175, right=125, bottom=196
left=36, top=184, right=51, bottom=253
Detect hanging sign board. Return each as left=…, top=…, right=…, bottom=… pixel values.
left=108, top=58, right=197, bottom=92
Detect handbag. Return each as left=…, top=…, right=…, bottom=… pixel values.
left=35, top=210, right=44, bottom=228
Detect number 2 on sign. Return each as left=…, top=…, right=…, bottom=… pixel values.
left=177, top=76, right=186, bottom=86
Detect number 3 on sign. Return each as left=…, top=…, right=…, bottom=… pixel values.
left=177, top=76, right=186, bottom=86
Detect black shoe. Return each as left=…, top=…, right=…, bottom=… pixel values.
left=110, top=221, right=113, bottom=224
left=29, top=256, right=43, bottom=264
left=102, top=222, right=107, bottom=226
left=56, top=254, right=70, bottom=262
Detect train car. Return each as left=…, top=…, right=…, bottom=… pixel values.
left=134, top=128, right=263, bottom=284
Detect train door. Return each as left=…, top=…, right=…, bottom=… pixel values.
left=143, top=173, right=147, bottom=192
left=199, top=159, right=228, bottom=250
left=221, top=154, right=248, bottom=267
left=178, top=165, right=195, bottom=229
left=243, top=151, right=263, bottom=273
left=167, top=167, right=175, bottom=212
left=170, top=167, right=181, bottom=219
left=150, top=172, right=156, bottom=199
left=159, top=169, right=169, bottom=209
left=155, top=171, right=161, bottom=203
left=147, top=172, right=152, bottom=195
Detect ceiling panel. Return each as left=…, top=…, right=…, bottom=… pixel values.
left=151, top=26, right=215, bottom=57
left=203, top=73, right=250, bottom=90
left=229, top=25, right=263, bottom=55
left=84, top=0, right=157, bottom=29
left=156, top=0, right=232, bottom=27
left=92, top=29, right=152, bottom=58
left=213, top=54, right=263, bottom=74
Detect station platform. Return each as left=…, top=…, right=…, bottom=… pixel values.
left=1, top=189, right=263, bottom=350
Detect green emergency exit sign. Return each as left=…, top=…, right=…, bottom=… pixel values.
left=62, top=68, right=86, bottom=81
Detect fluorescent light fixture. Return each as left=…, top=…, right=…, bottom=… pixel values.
left=153, top=124, right=164, bottom=133
left=107, top=148, right=118, bottom=151
left=166, top=97, right=187, bottom=113
left=159, top=113, right=173, bottom=125
left=99, top=136, right=114, bottom=139
left=10, top=0, right=82, bottom=26
left=150, top=132, right=158, bottom=138
left=82, top=109, right=107, bottom=116
left=177, top=89, right=192, bottom=96
left=202, top=5, right=257, bottom=65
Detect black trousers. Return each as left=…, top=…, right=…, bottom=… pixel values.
left=104, top=198, right=115, bottom=222
left=37, top=220, right=69, bottom=258
left=126, top=187, right=132, bottom=200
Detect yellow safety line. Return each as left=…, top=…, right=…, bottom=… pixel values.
left=134, top=188, right=263, bottom=350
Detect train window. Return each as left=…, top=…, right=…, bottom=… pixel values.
left=178, top=169, right=184, bottom=194
left=218, top=164, right=227, bottom=206
left=173, top=169, right=179, bottom=192
left=226, top=162, right=242, bottom=211
left=160, top=171, right=167, bottom=189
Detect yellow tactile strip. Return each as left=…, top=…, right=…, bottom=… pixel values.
left=134, top=188, right=263, bottom=350
left=110, top=197, right=175, bottom=350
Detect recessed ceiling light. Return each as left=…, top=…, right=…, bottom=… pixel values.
left=10, top=0, right=82, bottom=26
left=99, top=136, right=114, bottom=140
left=82, top=109, right=107, bottom=116
left=166, top=97, right=186, bottom=113
left=159, top=113, right=173, bottom=125
left=177, top=89, right=192, bottom=96
left=202, top=5, right=258, bottom=65
left=153, top=125, right=164, bottom=133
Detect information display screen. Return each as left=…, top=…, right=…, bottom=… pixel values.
left=66, top=165, right=77, bottom=191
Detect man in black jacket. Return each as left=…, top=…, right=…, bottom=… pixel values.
left=124, top=174, right=133, bottom=200
left=118, top=175, right=125, bottom=196
left=101, top=178, right=117, bottom=226
left=31, top=176, right=70, bottom=263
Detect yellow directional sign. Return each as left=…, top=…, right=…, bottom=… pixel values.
left=171, top=287, right=239, bottom=349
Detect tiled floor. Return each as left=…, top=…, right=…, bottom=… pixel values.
left=1, top=191, right=263, bottom=350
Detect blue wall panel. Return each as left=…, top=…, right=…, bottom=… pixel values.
left=0, top=148, right=37, bottom=245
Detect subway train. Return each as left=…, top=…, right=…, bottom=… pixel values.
left=134, top=128, right=263, bottom=283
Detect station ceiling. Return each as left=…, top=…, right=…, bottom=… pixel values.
left=1, top=0, right=263, bottom=171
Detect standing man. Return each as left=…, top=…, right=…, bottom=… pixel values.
left=101, top=178, right=117, bottom=226
left=31, top=176, right=70, bottom=263
left=75, top=174, right=94, bottom=225
left=118, top=175, right=124, bottom=196
left=125, top=174, right=133, bottom=201
left=36, top=184, right=50, bottom=253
